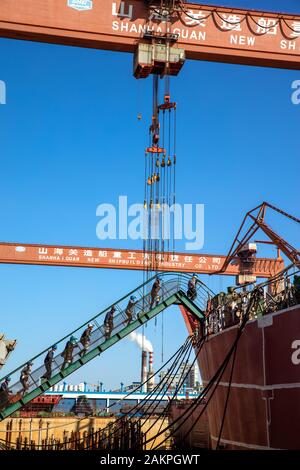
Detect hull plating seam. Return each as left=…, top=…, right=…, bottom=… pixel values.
left=210, top=435, right=282, bottom=450
left=202, top=380, right=300, bottom=391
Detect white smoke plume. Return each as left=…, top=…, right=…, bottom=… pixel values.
left=129, top=331, right=153, bottom=352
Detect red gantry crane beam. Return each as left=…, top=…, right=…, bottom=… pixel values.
left=0, top=1, right=300, bottom=69
left=0, top=241, right=283, bottom=277
left=217, top=202, right=300, bottom=274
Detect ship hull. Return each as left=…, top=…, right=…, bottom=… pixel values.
left=183, top=304, right=300, bottom=449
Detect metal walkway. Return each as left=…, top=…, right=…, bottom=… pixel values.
left=0, top=273, right=212, bottom=421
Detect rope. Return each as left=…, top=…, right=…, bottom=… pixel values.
left=0, top=336, right=193, bottom=448
left=149, top=336, right=206, bottom=450
left=216, top=342, right=238, bottom=449
left=147, top=289, right=260, bottom=449
left=82, top=336, right=195, bottom=450
left=3, top=285, right=262, bottom=450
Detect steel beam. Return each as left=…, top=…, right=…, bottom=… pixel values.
left=0, top=241, right=284, bottom=277
left=0, top=1, right=300, bottom=69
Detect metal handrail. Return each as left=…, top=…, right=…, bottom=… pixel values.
left=0, top=272, right=212, bottom=412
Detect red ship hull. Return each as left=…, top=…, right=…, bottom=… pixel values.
left=182, top=304, right=300, bottom=449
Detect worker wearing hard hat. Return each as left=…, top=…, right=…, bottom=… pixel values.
left=79, top=323, right=94, bottom=357
left=60, top=336, right=79, bottom=370
left=41, top=344, right=57, bottom=381
left=187, top=273, right=199, bottom=301
left=0, top=376, right=12, bottom=409
left=20, top=361, right=33, bottom=395
left=124, top=295, right=138, bottom=326
left=149, top=276, right=162, bottom=310
left=104, top=305, right=116, bottom=340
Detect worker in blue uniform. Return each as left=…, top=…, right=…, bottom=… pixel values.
left=149, top=276, right=161, bottom=310
left=104, top=306, right=116, bottom=339
left=187, top=273, right=199, bottom=301
left=0, top=377, right=12, bottom=409
left=41, top=345, right=57, bottom=381
left=60, top=336, right=79, bottom=370
left=79, top=323, right=94, bottom=357
left=124, top=295, right=138, bottom=326
left=20, top=361, right=33, bottom=395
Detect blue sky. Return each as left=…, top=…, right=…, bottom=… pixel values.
left=0, top=0, right=299, bottom=389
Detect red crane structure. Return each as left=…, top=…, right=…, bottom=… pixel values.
left=1, top=1, right=298, bottom=282
left=0, top=240, right=284, bottom=278
left=0, top=1, right=300, bottom=70
left=217, top=202, right=300, bottom=277
left=0, top=4, right=299, bottom=442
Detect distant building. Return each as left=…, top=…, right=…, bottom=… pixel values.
left=159, top=362, right=201, bottom=392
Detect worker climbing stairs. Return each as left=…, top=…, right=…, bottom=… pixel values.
left=0, top=273, right=212, bottom=421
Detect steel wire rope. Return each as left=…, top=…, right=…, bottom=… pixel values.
left=216, top=342, right=238, bottom=449
left=110, top=340, right=195, bottom=448
left=62, top=336, right=194, bottom=450
left=0, top=274, right=211, bottom=425
left=149, top=335, right=206, bottom=449
left=4, top=274, right=292, bottom=446
left=135, top=336, right=195, bottom=437
left=80, top=337, right=194, bottom=450
left=0, top=337, right=192, bottom=448
left=167, top=290, right=260, bottom=448
left=151, top=289, right=261, bottom=449
left=0, top=274, right=165, bottom=383
left=147, top=333, right=207, bottom=442
left=87, top=336, right=194, bottom=444
left=168, top=108, right=172, bottom=256
left=172, top=106, right=177, bottom=255
left=4, top=280, right=211, bottom=445
left=145, top=289, right=260, bottom=448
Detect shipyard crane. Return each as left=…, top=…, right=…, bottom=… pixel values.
left=0, top=1, right=298, bottom=392
left=0, top=1, right=298, bottom=279
left=0, top=241, right=284, bottom=278
left=0, top=1, right=299, bottom=70
left=217, top=202, right=300, bottom=276
left=0, top=2, right=299, bottom=443
left=0, top=1, right=298, bottom=280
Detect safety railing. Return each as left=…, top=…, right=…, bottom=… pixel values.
left=0, top=272, right=212, bottom=414
left=205, top=265, right=300, bottom=335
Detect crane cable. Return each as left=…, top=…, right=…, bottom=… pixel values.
left=0, top=336, right=194, bottom=449
left=5, top=281, right=255, bottom=451
left=149, top=336, right=206, bottom=450
left=216, top=342, right=238, bottom=449
left=76, top=335, right=194, bottom=450
left=145, top=289, right=261, bottom=449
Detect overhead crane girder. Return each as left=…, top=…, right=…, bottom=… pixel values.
left=0, top=1, right=300, bottom=70
left=0, top=241, right=284, bottom=277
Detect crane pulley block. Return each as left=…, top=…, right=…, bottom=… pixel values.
left=146, top=146, right=165, bottom=154
left=158, top=94, right=176, bottom=111
left=134, top=42, right=185, bottom=79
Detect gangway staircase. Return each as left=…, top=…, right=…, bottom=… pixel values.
left=0, top=273, right=212, bottom=421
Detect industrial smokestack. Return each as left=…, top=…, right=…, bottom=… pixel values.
left=129, top=331, right=153, bottom=352
left=129, top=332, right=153, bottom=393
left=141, top=350, right=148, bottom=393
left=147, top=351, right=155, bottom=392
left=149, top=351, right=153, bottom=373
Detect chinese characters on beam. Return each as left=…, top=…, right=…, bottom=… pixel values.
left=0, top=242, right=283, bottom=276
left=111, top=2, right=300, bottom=42
left=35, top=246, right=223, bottom=272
